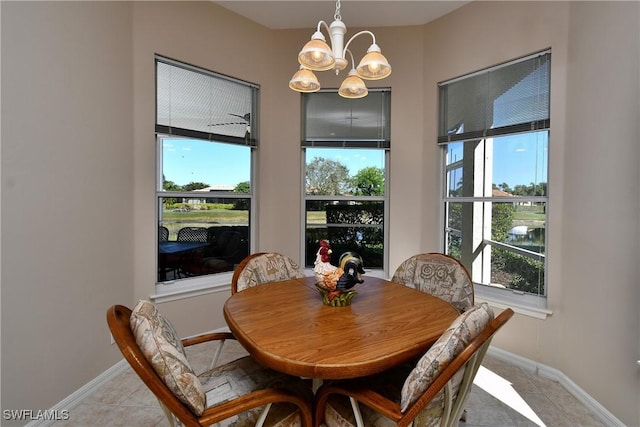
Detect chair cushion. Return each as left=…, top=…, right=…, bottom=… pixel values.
left=236, top=253, right=306, bottom=292
left=130, top=300, right=206, bottom=415
left=199, top=356, right=313, bottom=426
left=400, top=302, right=494, bottom=412
left=392, top=254, right=473, bottom=313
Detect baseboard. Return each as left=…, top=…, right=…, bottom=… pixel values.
left=487, top=347, right=626, bottom=427
left=24, top=360, right=129, bottom=427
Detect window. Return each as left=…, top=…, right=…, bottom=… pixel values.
left=155, top=56, right=258, bottom=288
left=439, top=51, right=550, bottom=310
left=302, top=90, right=390, bottom=272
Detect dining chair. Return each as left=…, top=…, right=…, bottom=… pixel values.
left=158, top=226, right=184, bottom=281
left=313, top=303, right=514, bottom=427
left=177, top=226, right=208, bottom=242
left=391, top=253, right=474, bottom=313
left=107, top=301, right=313, bottom=427
left=209, top=230, right=247, bottom=266
left=180, top=230, right=246, bottom=277
left=159, top=226, right=170, bottom=242
left=231, top=252, right=306, bottom=294
left=174, top=227, right=211, bottom=277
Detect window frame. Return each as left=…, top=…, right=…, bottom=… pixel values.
left=300, top=89, right=391, bottom=277
left=152, top=56, right=258, bottom=301
left=439, top=51, right=551, bottom=318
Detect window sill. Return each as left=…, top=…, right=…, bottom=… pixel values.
left=151, top=273, right=234, bottom=303
left=474, top=284, right=552, bottom=320
left=151, top=269, right=387, bottom=304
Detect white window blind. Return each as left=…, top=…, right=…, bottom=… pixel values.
left=302, top=89, right=391, bottom=148
left=438, top=50, right=550, bottom=144
left=156, top=55, right=258, bottom=146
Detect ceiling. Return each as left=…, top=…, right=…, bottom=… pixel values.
left=213, top=1, right=470, bottom=30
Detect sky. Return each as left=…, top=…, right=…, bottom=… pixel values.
left=162, top=138, right=385, bottom=188
left=447, top=131, right=548, bottom=189
left=493, top=132, right=548, bottom=187
left=162, top=138, right=251, bottom=188
left=163, top=133, right=547, bottom=189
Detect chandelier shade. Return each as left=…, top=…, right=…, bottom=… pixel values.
left=338, top=69, right=368, bottom=99
left=288, top=66, right=321, bottom=93
left=356, top=46, right=392, bottom=80
left=298, top=36, right=335, bottom=71
left=289, top=0, right=391, bottom=98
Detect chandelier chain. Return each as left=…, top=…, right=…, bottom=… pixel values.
left=334, top=0, right=342, bottom=21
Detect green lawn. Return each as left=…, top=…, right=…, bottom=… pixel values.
left=513, top=206, right=545, bottom=228
left=307, top=211, right=326, bottom=223
left=164, top=209, right=329, bottom=224
left=162, top=206, right=543, bottom=226
left=163, top=209, right=248, bottom=223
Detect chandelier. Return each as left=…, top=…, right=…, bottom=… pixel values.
left=288, top=0, right=392, bottom=99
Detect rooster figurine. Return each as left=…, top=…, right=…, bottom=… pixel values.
left=314, top=240, right=341, bottom=295
left=314, top=240, right=338, bottom=279
left=314, top=240, right=365, bottom=305
left=336, top=251, right=365, bottom=291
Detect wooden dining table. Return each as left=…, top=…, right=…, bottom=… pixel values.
left=223, top=275, right=459, bottom=380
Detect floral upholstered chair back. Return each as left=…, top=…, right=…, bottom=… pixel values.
left=399, top=302, right=494, bottom=426
left=392, top=253, right=474, bottom=313
left=232, top=252, right=306, bottom=294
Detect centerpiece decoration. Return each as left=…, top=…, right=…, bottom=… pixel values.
left=313, top=240, right=364, bottom=306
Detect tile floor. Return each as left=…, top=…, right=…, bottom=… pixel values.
left=52, top=340, right=606, bottom=427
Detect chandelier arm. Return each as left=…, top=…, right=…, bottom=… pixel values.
left=316, top=20, right=332, bottom=40
left=344, top=49, right=356, bottom=69
left=342, top=30, right=376, bottom=57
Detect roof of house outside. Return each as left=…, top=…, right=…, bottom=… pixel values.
left=194, top=185, right=235, bottom=192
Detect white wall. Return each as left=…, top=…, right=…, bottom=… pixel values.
left=421, top=2, right=639, bottom=423
left=1, top=1, right=638, bottom=426
left=1, top=1, right=134, bottom=422
left=562, top=2, right=640, bottom=421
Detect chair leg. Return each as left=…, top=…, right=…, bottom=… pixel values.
left=255, top=403, right=273, bottom=427
left=208, top=338, right=226, bottom=371
left=157, top=398, right=177, bottom=427
left=349, top=397, right=364, bottom=427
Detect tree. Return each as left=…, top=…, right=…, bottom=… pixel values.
left=182, top=181, right=209, bottom=191
left=234, top=181, right=250, bottom=193
left=232, top=181, right=250, bottom=210
left=533, top=182, right=547, bottom=196
left=351, top=167, right=385, bottom=196
left=162, top=175, right=181, bottom=208
left=491, top=203, right=515, bottom=242
left=162, top=175, right=181, bottom=192
left=306, top=157, right=350, bottom=195
left=496, top=182, right=512, bottom=194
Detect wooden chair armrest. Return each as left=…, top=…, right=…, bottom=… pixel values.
left=314, top=382, right=402, bottom=425
left=181, top=331, right=236, bottom=347
left=200, top=388, right=313, bottom=426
